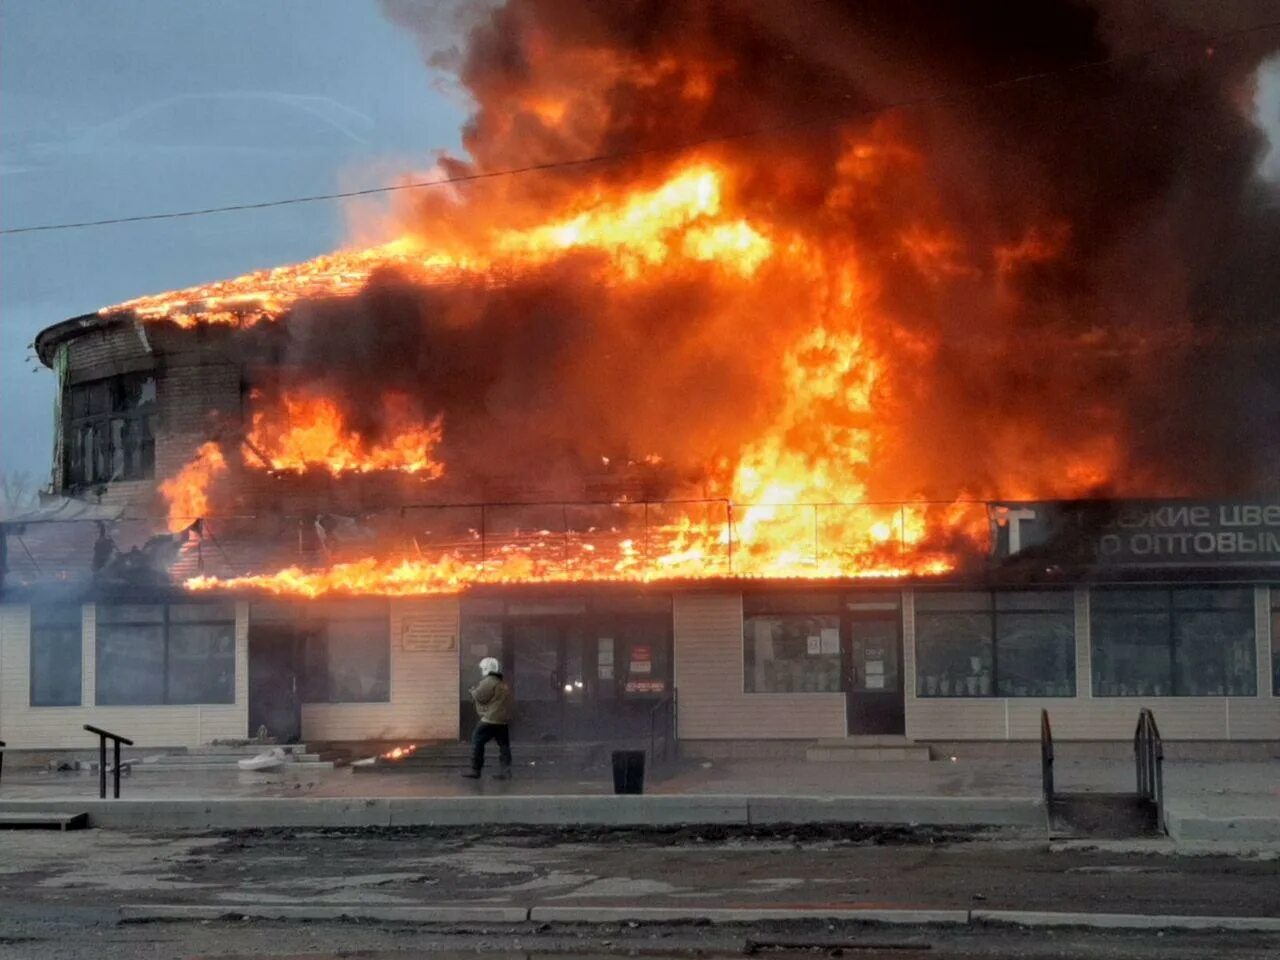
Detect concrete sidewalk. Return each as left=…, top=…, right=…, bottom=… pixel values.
left=0, top=793, right=1045, bottom=831
left=1, top=754, right=1274, bottom=840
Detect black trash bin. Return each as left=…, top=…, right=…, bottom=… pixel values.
left=611, top=750, right=646, bottom=795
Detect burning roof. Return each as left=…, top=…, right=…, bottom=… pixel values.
left=33, top=1, right=1280, bottom=598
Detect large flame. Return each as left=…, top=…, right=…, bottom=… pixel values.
left=245, top=392, right=444, bottom=477
left=135, top=152, right=1093, bottom=596
left=158, top=442, right=227, bottom=533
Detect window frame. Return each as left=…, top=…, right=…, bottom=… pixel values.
left=1273, top=587, right=1280, bottom=698
left=63, top=372, right=157, bottom=488
left=914, top=589, right=1076, bottom=699
left=1090, top=586, right=1256, bottom=698
left=742, top=593, right=844, bottom=695
left=300, top=605, right=392, bottom=705
left=29, top=604, right=84, bottom=707
left=95, top=603, right=236, bottom=706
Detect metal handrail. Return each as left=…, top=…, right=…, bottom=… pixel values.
left=84, top=724, right=134, bottom=799
left=1134, top=709, right=1165, bottom=833
left=1040, top=709, right=1054, bottom=804
left=0, top=740, right=6, bottom=791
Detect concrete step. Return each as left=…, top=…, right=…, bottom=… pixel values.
left=1050, top=792, right=1158, bottom=840
left=188, top=743, right=310, bottom=756
left=132, top=759, right=335, bottom=772
left=815, top=736, right=916, bottom=747
left=806, top=745, right=932, bottom=762
left=0, top=811, right=89, bottom=831
left=142, top=753, right=324, bottom=766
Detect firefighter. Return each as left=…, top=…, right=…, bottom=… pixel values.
left=463, top=656, right=514, bottom=779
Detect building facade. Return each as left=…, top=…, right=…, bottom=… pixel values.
left=2, top=578, right=1277, bottom=750
left=3, top=314, right=1279, bottom=751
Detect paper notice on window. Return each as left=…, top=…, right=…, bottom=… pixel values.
left=598, top=664, right=614, bottom=680
left=865, top=674, right=886, bottom=689
left=865, top=659, right=885, bottom=675
left=820, top=627, right=840, bottom=654
left=630, top=661, right=652, bottom=674
left=806, top=635, right=821, bottom=655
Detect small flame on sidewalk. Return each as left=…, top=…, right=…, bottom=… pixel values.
left=381, top=744, right=418, bottom=762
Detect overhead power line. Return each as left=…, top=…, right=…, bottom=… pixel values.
left=3, top=17, right=1279, bottom=237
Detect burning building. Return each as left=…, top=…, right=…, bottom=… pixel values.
left=2, top=0, right=1279, bottom=752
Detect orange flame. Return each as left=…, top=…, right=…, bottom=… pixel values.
left=158, top=442, right=227, bottom=533
left=246, top=393, right=444, bottom=477
left=125, top=147, right=1108, bottom=596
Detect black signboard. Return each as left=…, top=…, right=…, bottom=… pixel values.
left=990, top=500, right=1280, bottom=568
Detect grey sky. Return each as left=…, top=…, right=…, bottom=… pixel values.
left=0, top=0, right=463, bottom=482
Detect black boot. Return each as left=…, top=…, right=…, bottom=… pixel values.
left=493, top=765, right=511, bottom=781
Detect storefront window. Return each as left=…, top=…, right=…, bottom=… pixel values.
left=915, top=593, right=993, bottom=697
left=744, top=614, right=842, bottom=693
left=96, top=603, right=234, bottom=705
left=995, top=592, right=1076, bottom=697
left=915, top=591, right=1075, bottom=697
left=30, top=604, right=83, bottom=706
left=166, top=605, right=236, bottom=704
left=302, top=608, right=390, bottom=703
left=1091, top=587, right=1255, bottom=697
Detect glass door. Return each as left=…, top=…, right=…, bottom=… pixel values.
left=845, top=615, right=905, bottom=735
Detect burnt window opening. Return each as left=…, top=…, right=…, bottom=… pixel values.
left=64, top=373, right=157, bottom=487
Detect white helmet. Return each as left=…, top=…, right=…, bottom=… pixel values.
left=479, top=657, right=501, bottom=676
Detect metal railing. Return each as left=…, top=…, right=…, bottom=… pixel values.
left=1134, top=708, right=1165, bottom=833
left=84, top=724, right=133, bottom=799
left=0, top=739, right=5, bottom=791
left=3, top=498, right=994, bottom=583
left=1040, top=709, right=1054, bottom=805
left=649, top=689, right=677, bottom=765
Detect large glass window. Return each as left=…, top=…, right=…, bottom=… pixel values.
left=64, top=373, right=156, bottom=487
left=995, top=592, right=1076, bottom=697
left=302, top=605, right=390, bottom=703
left=30, top=605, right=83, bottom=706
left=744, top=594, right=842, bottom=693
left=166, top=605, right=237, bottom=704
left=96, top=603, right=235, bottom=705
left=1091, top=587, right=1255, bottom=697
left=915, top=591, right=1075, bottom=697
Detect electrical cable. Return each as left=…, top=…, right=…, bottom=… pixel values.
left=3, top=17, right=1279, bottom=236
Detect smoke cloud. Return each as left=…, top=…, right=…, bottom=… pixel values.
left=255, top=0, right=1280, bottom=503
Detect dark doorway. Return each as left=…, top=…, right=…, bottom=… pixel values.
left=248, top=623, right=303, bottom=743
left=845, top=614, right=905, bottom=735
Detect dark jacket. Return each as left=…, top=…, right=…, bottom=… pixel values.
left=470, top=672, right=515, bottom=724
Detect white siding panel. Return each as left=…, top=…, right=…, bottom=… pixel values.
left=1227, top=697, right=1280, bottom=739
left=673, top=592, right=845, bottom=740
left=301, top=596, right=459, bottom=742
left=908, top=697, right=1006, bottom=740
left=0, top=602, right=248, bottom=749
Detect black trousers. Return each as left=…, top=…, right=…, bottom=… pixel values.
left=470, top=721, right=511, bottom=771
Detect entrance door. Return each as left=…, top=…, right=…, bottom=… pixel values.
left=845, top=616, right=905, bottom=735
left=248, top=623, right=303, bottom=743
left=508, top=618, right=568, bottom=742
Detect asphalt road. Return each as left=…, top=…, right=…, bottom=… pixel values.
left=1, top=824, right=1278, bottom=958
